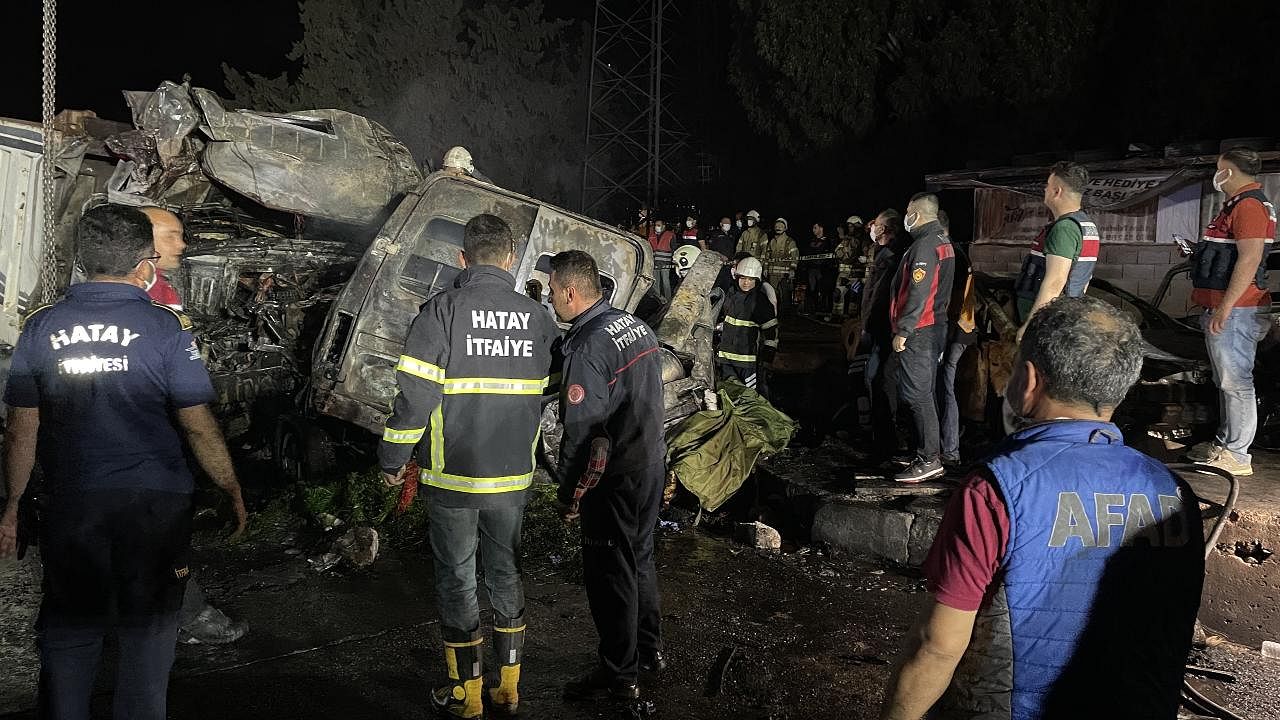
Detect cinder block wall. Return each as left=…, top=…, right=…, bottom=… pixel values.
left=969, top=243, right=1194, bottom=318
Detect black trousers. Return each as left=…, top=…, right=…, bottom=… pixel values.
left=866, top=336, right=900, bottom=456
left=37, top=488, right=192, bottom=720
left=896, top=323, right=947, bottom=462
left=579, top=463, right=664, bottom=685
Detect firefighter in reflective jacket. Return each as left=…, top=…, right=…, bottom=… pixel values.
left=716, top=256, right=779, bottom=396
left=378, top=214, right=558, bottom=719
left=546, top=250, right=667, bottom=711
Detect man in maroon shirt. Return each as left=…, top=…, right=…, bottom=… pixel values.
left=880, top=297, right=1204, bottom=719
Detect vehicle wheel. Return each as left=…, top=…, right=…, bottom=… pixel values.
left=274, top=416, right=337, bottom=485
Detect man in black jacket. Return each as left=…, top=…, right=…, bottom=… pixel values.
left=547, top=250, right=666, bottom=712
left=890, top=193, right=955, bottom=483
left=378, top=214, right=559, bottom=719
left=861, top=209, right=908, bottom=459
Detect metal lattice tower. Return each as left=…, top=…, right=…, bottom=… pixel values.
left=580, top=0, right=688, bottom=220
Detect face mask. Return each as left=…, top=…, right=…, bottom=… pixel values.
left=747, top=218, right=757, bottom=227
left=1212, top=168, right=1232, bottom=193
left=775, top=226, right=785, bottom=234
left=686, top=219, right=695, bottom=228
left=869, top=224, right=883, bottom=241
left=655, top=225, right=664, bottom=233
left=721, top=223, right=731, bottom=232
left=903, top=212, right=919, bottom=232
left=736, top=220, right=743, bottom=228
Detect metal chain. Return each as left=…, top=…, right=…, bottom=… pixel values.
left=39, top=0, right=58, bottom=304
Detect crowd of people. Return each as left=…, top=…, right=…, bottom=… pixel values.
left=0, top=145, right=1272, bottom=720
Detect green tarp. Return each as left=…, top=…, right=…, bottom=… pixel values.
left=665, top=379, right=797, bottom=512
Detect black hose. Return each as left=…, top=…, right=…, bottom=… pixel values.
left=1167, top=463, right=1242, bottom=720
left=1166, top=463, right=1239, bottom=561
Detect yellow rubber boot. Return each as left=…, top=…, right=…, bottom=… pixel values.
left=487, top=613, right=525, bottom=715
left=431, top=628, right=485, bottom=718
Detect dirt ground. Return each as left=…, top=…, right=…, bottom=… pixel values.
left=0, top=506, right=925, bottom=720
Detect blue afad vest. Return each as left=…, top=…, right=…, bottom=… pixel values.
left=937, top=420, right=1204, bottom=720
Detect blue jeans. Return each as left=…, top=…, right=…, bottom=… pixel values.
left=1202, top=307, right=1271, bottom=463
left=937, top=341, right=968, bottom=460
left=428, top=500, right=525, bottom=634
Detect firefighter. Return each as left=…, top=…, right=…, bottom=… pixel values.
left=547, top=250, right=666, bottom=713
left=736, top=209, right=768, bottom=258
left=716, top=256, right=779, bottom=396
left=0, top=204, right=246, bottom=720
left=764, top=217, right=799, bottom=287
left=377, top=214, right=558, bottom=718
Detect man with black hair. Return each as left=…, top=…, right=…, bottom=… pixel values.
left=1015, top=161, right=1101, bottom=331
left=378, top=213, right=558, bottom=718
left=881, top=297, right=1203, bottom=720
left=547, top=250, right=666, bottom=713
left=1185, top=147, right=1278, bottom=477
left=1, top=204, right=246, bottom=720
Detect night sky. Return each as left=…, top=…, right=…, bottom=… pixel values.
left=4, top=1, right=1279, bottom=232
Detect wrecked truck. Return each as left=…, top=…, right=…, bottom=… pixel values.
left=0, top=82, right=722, bottom=484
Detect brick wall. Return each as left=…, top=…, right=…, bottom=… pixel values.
left=970, top=243, right=1194, bottom=316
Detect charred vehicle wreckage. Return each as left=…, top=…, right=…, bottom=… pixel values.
left=1, top=80, right=722, bottom=483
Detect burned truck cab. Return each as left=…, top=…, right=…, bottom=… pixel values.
left=309, top=172, right=709, bottom=444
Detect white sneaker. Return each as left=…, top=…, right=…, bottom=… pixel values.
left=1200, top=452, right=1253, bottom=477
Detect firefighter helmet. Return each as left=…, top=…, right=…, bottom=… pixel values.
left=673, top=245, right=701, bottom=277
left=736, top=256, right=764, bottom=280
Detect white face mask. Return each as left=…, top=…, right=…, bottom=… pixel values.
left=747, top=218, right=757, bottom=227
left=721, top=223, right=731, bottom=232
left=736, top=220, right=743, bottom=228
left=685, top=219, right=695, bottom=228
left=1212, top=168, right=1232, bottom=193
left=903, top=212, right=919, bottom=232
left=869, top=224, right=883, bottom=241
left=655, top=224, right=664, bottom=233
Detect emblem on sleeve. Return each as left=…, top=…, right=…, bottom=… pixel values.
left=567, top=384, right=586, bottom=405
left=912, top=268, right=926, bottom=284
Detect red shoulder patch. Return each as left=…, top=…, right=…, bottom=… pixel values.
left=567, top=384, right=586, bottom=405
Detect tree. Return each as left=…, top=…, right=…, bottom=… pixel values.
left=223, top=0, right=586, bottom=206
left=728, top=0, right=1103, bottom=155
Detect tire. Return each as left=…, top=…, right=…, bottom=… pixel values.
left=274, top=415, right=337, bottom=485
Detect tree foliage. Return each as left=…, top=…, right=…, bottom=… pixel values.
left=729, top=0, right=1102, bottom=154
left=223, top=0, right=585, bottom=205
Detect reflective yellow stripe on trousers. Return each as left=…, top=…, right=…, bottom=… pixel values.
left=717, top=350, right=757, bottom=363
left=724, top=315, right=758, bottom=328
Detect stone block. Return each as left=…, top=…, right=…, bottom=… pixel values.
left=1105, top=247, right=1139, bottom=265
left=812, top=500, right=913, bottom=564
left=735, top=521, right=782, bottom=551
left=908, top=511, right=943, bottom=567
left=1093, top=265, right=1124, bottom=280
left=1137, top=247, right=1172, bottom=265
left=1122, top=264, right=1157, bottom=279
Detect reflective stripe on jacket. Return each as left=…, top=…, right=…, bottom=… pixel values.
left=377, top=265, right=559, bottom=508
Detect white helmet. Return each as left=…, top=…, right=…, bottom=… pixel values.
left=736, top=256, right=763, bottom=280
left=673, top=244, right=701, bottom=277
left=846, top=215, right=863, bottom=226
left=442, top=146, right=474, bottom=174
left=774, top=217, right=788, bottom=231
left=746, top=209, right=761, bottom=221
